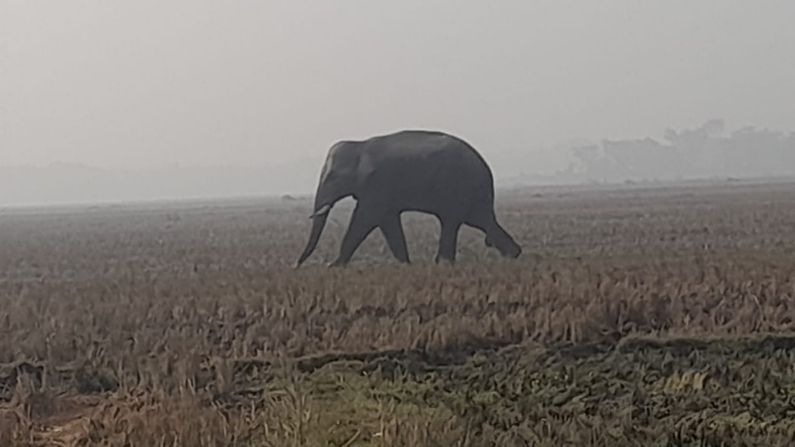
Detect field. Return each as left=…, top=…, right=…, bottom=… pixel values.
left=1, top=180, right=795, bottom=446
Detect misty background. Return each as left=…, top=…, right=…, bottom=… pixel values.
left=2, top=1, right=795, bottom=206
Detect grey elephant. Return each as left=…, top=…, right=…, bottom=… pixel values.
left=295, top=130, right=522, bottom=267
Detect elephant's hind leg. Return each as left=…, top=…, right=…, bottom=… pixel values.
left=379, top=213, right=410, bottom=263
left=435, top=221, right=461, bottom=263
left=466, top=211, right=522, bottom=259
left=330, top=204, right=379, bottom=267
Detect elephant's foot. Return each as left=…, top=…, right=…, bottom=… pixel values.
left=434, top=255, right=456, bottom=265
left=327, top=259, right=348, bottom=268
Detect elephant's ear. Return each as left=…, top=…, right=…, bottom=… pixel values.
left=355, top=152, right=377, bottom=186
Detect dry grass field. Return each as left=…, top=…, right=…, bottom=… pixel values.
left=1, top=180, right=795, bottom=446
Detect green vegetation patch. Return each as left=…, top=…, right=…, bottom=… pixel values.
left=258, top=335, right=795, bottom=446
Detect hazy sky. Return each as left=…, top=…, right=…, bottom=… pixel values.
left=4, top=1, right=795, bottom=172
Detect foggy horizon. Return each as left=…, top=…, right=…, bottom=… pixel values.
left=3, top=1, right=795, bottom=205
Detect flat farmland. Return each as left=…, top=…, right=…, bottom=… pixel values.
left=1, top=180, right=795, bottom=446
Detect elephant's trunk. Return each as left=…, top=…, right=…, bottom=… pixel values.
left=295, top=159, right=349, bottom=267
left=294, top=211, right=330, bottom=268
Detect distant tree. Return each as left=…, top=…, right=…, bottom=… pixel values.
left=566, top=119, right=795, bottom=183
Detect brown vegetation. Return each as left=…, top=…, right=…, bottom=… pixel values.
left=1, top=181, right=794, bottom=445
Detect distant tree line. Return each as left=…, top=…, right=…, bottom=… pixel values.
left=563, top=120, right=795, bottom=182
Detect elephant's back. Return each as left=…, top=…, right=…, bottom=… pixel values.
left=362, top=130, right=494, bottom=178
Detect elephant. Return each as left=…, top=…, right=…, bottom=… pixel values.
left=294, top=130, right=522, bottom=267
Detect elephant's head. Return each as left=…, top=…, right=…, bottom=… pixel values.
left=294, top=142, right=369, bottom=267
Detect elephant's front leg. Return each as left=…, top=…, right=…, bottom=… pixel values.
left=435, top=221, right=461, bottom=264
left=379, top=213, right=410, bottom=263
left=329, top=203, right=380, bottom=267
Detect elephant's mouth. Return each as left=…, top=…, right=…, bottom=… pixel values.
left=309, top=204, right=332, bottom=218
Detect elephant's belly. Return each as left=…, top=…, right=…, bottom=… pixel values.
left=369, top=160, right=489, bottom=216
left=389, top=183, right=479, bottom=216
